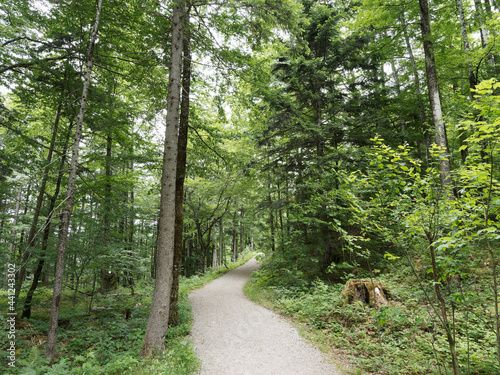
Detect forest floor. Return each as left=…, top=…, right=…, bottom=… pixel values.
left=188, top=258, right=343, bottom=375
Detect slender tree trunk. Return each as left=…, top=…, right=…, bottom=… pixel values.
left=418, top=0, right=453, bottom=191
left=401, top=10, right=430, bottom=163
left=268, top=177, right=275, bottom=252
left=389, top=59, right=409, bottom=138
left=233, top=211, right=238, bottom=261
left=474, top=0, right=489, bottom=48
left=239, top=207, right=244, bottom=253
left=457, top=0, right=477, bottom=91
left=483, top=0, right=500, bottom=71
left=212, top=224, right=218, bottom=271
left=457, top=0, right=477, bottom=163
left=168, top=26, right=191, bottom=327
left=219, top=221, right=223, bottom=266
left=101, top=132, right=117, bottom=292
left=127, top=180, right=135, bottom=292
left=140, top=0, right=185, bottom=358
left=483, top=152, right=500, bottom=368
left=45, top=0, right=102, bottom=362
left=277, top=182, right=284, bottom=249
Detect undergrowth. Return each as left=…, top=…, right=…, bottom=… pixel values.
left=244, top=254, right=499, bottom=375
left=0, top=251, right=256, bottom=374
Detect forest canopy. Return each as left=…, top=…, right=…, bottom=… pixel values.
left=1, top=0, right=500, bottom=374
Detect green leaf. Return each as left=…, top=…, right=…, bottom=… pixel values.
left=384, top=252, right=400, bottom=260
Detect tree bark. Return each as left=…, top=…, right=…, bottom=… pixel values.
left=101, top=132, right=118, bottom=292
left=457, top=0, right=477, bottom=163
left=169, top=27, right=191, bottom=327
left=141, top=0, right=185, bottom=358
left=474, top=0, right=489, bottom=48
left=401, top=10, right=430, bottom=164
left=219, top=221, right=224, bottom=266
left=45, top=0, right=103, bottom=362
left=233, top=210, right=238, bottom=261
left=239, top=207, right=244, bottom=253
left=212, top=223, right=218, bottom=271
left=483, top=0, right=500, bottom=71
left=418, top=0, right=453, bottom=192
left=268, top=176, right=275, bottom=252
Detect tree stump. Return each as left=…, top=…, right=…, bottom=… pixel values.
left=341, top=279, right=388, bottom=307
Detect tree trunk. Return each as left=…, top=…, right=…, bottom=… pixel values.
left=45, top=0, right=103, bottom=362
left=168, top=26, right=191, bottom=327
left=219, top=221, right=223, bottom=266
left=418, top=0, right=453, bottom=191
left=212, top=224, right=218, bottom=271
left=101, top=132, right=117, bottom=292
left=127, top=185, right=135, bottom=292
left=239, top=207, right=244, bottom=253
left=140, top=0, right=185, bottom=358
left=401, top=10, right=430, bottom=164
left=233, top=211, right=238, bottom=261
left=457, top=0, right=477, bottom=163
left=457, top=0, right=476, bottom=91
left=474, top=0, right=489, bottom=48
left=483, top=0, right=500, bottom=71
left=268, top=177, right=275, bottom=252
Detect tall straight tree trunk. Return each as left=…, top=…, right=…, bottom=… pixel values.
left=169, top=27, right=191, bottom=327
left=101, top=132, right=117, bottom=292
left=45, top=0, right=103, bottom=362
left=418, top=0, right=453, bottom=192
left=212, top=224, right=218, bottom=271
left=239, top=207, right=244, bottom=253
left=268, top=174, right=275, bottom=252
left=474, top=0, right=489, bottom=48
left=457, top=0, right=477, bottom=91
left=483, top=0, right=500, bottom=71
left=401, top=10, right=430, bottom=164
left=219, top=221, right=223, bottom=266
left=233, top=211, right=238, bottom=261
left=141, top=0, right=185, bottom=358
left=457, top=0, right=477, bottom=163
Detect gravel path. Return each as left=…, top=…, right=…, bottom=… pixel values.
left=189, top=258, right=343, bottom=375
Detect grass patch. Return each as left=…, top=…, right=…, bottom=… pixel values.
left=244, top=257, right=500, bottom=375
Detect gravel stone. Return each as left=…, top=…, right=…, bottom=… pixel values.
left=189, top=258, right=343, bottom=375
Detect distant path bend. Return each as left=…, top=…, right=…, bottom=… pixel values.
left=189, top=258, right=342, bottom=375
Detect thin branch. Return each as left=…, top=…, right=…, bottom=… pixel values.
left=188, top=124, right=226, bottom=161
left=0, top=56, right=70, bottom=75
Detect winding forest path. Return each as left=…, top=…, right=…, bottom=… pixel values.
left=189, top=258, right=343, bottom=375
